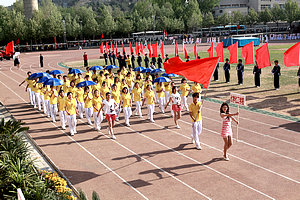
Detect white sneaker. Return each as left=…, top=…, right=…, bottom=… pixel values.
left=88, top=121, right=92, bottom=125
left=162, top=111, right=165, bottom=114
left=150, top=119, right=155, bottom=123
left=196, top=145, right=202, bottom=150
left=126, top=123, right=131, bottom=127
left=176, top=125, right=180, bottom=129
left=70, top=131, right=74, bottom=136
left=62, top=127, right=66, bottom=130
left=223, top=156, right=229, bottom=161
left=53, top=120, right=56, bottom=123
left=112, top=135, right=116, bottom=140
left=139, top=115, right=143, bottom=119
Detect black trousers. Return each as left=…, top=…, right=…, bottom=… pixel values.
left=40, top=61, right=43, bottom=67
left=298, top=78, right=300, bottom=87
left=254, top=73, right=260, bottom=87
left=274, top=75, right=280, bottom=89
left=109, top=58, right=112, bottom=65
left=84, top=60, right=88, bottom=67
left=225, top=70, right=230, bottom=82
left=137, top=61, right=142, bottom=67
left=113, top=59, right=116, bottom=66
left=104, top=58, right=107, bottom=65
left=237, top=71, right=243, bottom=84
left=213, top=69, right=218, bottom=81
left=145, top=62, right=149, bottom=68
left=132, top=61, right=135, bottom=69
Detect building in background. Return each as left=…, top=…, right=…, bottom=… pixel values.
left=24, top=0, right=38, bottom=19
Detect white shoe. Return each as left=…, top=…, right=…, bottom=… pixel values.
left=112, top=135, right=116, bottom=140
left=88, top=121, right=92, bottom=125
left=53, top=120, right=56, bottom=123
left=62, top=127, right=66, bottom=130
left=176, top=125, right=180, bottom=129
left=70, top=131, right=74, bottom=136
left=139, top=116, right=143, bottom=119
left=223, top=156, right=229, bottom=161
left=126, top=123, right=130, bottom=127
left=196, top=145, right=202, bottom=150
left=150, top=119, right=155, bottom=123
left=162, top=111, right=165, bottom=114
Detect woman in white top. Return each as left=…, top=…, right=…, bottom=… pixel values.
left=165, top=86, right=181, bottom=129
left=97, top=92, right=117, bottom=140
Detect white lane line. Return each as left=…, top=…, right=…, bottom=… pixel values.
left=0, top=78, right=149, bottom=200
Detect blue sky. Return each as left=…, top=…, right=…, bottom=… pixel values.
left=0, top=0, right=16, bottom=7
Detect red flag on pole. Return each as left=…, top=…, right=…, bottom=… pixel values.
left=105, top=42, right=110, bottom=52
left=111, top=42, right=114, bottom=52
left=26, top=42, right=29, bottom=47
left=152, top=42, right=158, bottom=57
left=100, top=42, right=104, bottom=54
left=241, top=42, right=254, bottom=65
left=101, top=34, right=104, bottom=39
left=255, top=43, right=271, bottom=69
left=164, top=56, right=219, bottom=88
left=116, top=43, right=118, bottom=57
left=164, top=30, right=167, bottom=37
left=140, top=43, right=145, bottom=56
left=5, top=41, right=14, bottom=55
left=160, top=42, right=165, bottom=59
left=54, top=37, right=57, bottom=44
left=194, top=43, right=198, bottom=59
left=122, top=43, right=126, bottom=54
left=147, top=42, right=152, bottom=58
left=135, top=43, right=139, bottom=55
left=207, top=42, right=214, bottom=58
left=130, top=42, right=134, bottom=55
left=15, top=39, right=19, bottom=45
left=175, top=41, right=178, bottom=56
left=215, top=42, right=224, bottom=62
left=284, top=42, right=300, bottom=67
left=183, top=43, right=189, bottom=59
left=227, top=42, right=238, bottom=64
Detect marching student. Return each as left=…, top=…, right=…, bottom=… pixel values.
left=165, top=86, right=181, bottom=129
left=120, top=87, right=132, bottom=127
left=189, top=93, right=203, bottom=150
left=132, top=82, right=143, bottom=118
left=65, top=92, right=78, bottom=136
left=272, top=60, right=281, bottom=90
left=179, top=78, right=190, bottom=111
left=191, top=82, right=202, bottom=101
left=75, top=86, right=85, bottom=119
left=142, top=85, right=156, bottom=123
left=62, top=75, right=70, bottom=96
left=114, top=77, right=121, bottom=92
left=223, top=58, right=230, bottom=83
left=57, top=90, right=67, bottom=130
left=84, top=86, right=93, bottom=125
left=32, top=79, right=42, bottom=111
left=49, top=86, right=58, bottom=123
left=98, top=71, right=106, bottom=86
left=156, top=82, right=165, bottom=113
left=40, top=85, right=48, bottom=114
left=97, top=92, right=117, bottom=140
left=100, top=81, right=110, bottom=100
left=126, top=72, right=134, bottom=96
left=43, top=85, right=51, bottom=117
left=220, top=102, right=239, bottom=161
left=92, top=90, right=103, bottom=131
left=111, top=84, right=121, bottom=121
left=68, top=81, right=77, bottom=95
left=253, top=62, right=261, bottom=88
left=19, top=71, right=33, bottom=105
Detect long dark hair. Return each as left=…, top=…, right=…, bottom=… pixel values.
left=220, top=102, right=230, bottom=117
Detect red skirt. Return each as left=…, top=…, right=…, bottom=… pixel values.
left=106, top=114, right=116, bottom=121
left=172, top=104, right=182, bottom=112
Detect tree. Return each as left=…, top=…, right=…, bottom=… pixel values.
left=97, top=5, right=116, bottom=37
left=183, top=0, right=202, bottom=31
left=202, top=12, right=214, bottom=28
left=232, top=11, right=244, bottom=25
left=198, top=0, right=220, bottom=14
left=271, top=3, right=285, bottom=29
left=215, top=13, right=229, bottom=26
left=246, top=8, right=258, bottom=27
left=259, top=9, right=272, bottom=24
left=284, top=0, right=299, bottom=29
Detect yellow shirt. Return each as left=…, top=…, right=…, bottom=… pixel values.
left=91, top=73, right=98, bottom=80
left=132, top=87, right=142, bottom=102
left=63, top=80, right=70, bottom=93
left=49, top=90, right=58, bottom=104
left=98, top=75, right=105, bottom=85
left=44, top=89, right=50, bottom=100
left=121, top=83, right=128, bottom=91
left=26, top=78, right=34, bottom=89
left=191, top=84, right=202, bottom=93
left=121, top=93, right=131, bottom=107
left=126, top=77, right=133, bottom=88
left=125, top=58, right=131, bottom=66
left=57, top=96, right=66, bottom=111
left=145, top=90, right=155, bottom=105
left=84, top=92, right=93, bottom=108
left=111, top=90, right=121, bottom=104
left=75, top=78, right=84, bottom=85
left=117, top=74, right=124, bottom=81
left=146, top=75, right=152, bottom=81
left=164, top=83, right=171, bottom=92
left=92, top=84, right=101, bottom=92
left=135, top=80, right=143, bottom=88
left=156, top=84, right=165, bottom=98
left=136, top=73, right=144, bottom=80
left=121, top=68, right=128, bottom=77
left=100, top=86, right=110, bottom=97
left=65, top=98, right=77, bottom=115
left=180, top=83, right=190, bottom=96
left=189, top=101, right=202, bottom=122
left=115, top=82, right=122, bottom=91
left=67, top=87, right=77, bottom=95
left=85, top=71, right=92, bottom=80
left=106, top=78, right=113, bottom=88
left=129, top=71, right=135, bottom=78
left=75, top=88, right=84, bottom=103
left=41, top=87, right=47, bottom=96
left=92, top=96, right=102, bottom=112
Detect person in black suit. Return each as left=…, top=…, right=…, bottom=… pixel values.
left=137, top=53, right=142, bottom=67
left=117, top=52, right=122, bottom=67
left=40, top=54, right=43, bottom=68
left=131, top=53, right=135, bottom=69
left=236, top=59, right=244, bottom=85
left=122, top=53, right=127, bottom=68
left=112, top=52, right=116, bottom=65
left=108, top=51, right=113, bottom=65
left=223, top=58, right=230, bottom=83
left=144, top=53, right=149, bottom=68
left=272, top=60, right=281, bottom=90
left=103, top=50, right=108, bottom=65
left=213, top=63, right=219, bottom=81
left=157, top=54, right=162, bottom=68
left=164, top=54, right=169, bottom=62
left=186, top=56, right=190, bottom=62
left=253, top=62, right=261, bottom=87
left=151, top=55, right=156, bottom=67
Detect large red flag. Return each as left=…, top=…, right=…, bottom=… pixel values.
left=152, top=42, right=158, bottom=57
left=54, top=37, right=57, bottom=44
left=255, top=43, right=271, bottom=69
left=105, top=42, right=110, bottom=52
left=130, top=42, right=134, bottom=55
left=101, top=34, right=104, bottom=39
left=207, top=42, right=214, bottom=58
left=284, top=42, right=300, bottom=67
left=115, top=43, right=118, bottom=56
left=160, top=43, right=165, bottom=59
left=183, top=43, right=189, bottom=59
left=194, top=43, right=198, bottom=59
left=100, top=42, right=104, bottom=54
left=215, top=42, right=224, bottom=62
left=147, top=43, right=152, bottom=58
left=227, top=42, right=238, bottom=64
left=135, top=43, right=139, bottom=55
left=164, top=56, right=219, bottom=88
left=5, top=41, right=14, bottom=55
left=241, top=42, right=254, bottom=65
left=140, top=43, right=145, bottom=56
left=175, top=42, right=178, bottom=56
left=122, top=43, right=126, bottom=54
left=111, top=42, right=114, bottom=52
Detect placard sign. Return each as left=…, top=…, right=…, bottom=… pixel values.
left=230, top=92, right=246, bottom=106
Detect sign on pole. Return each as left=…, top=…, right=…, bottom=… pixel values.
left=230, top=93, right=246, bottom=142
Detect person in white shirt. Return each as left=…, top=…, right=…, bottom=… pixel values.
left=165, top=86, right=182, bottom=129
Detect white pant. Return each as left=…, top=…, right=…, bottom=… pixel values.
left=155, top=91, right=159, bottom=103
left=78, top=102, right=84, bottom=118
left=31, top=91, right=36, bottom=106
left=50, top=104, right=58, bottom=122
left=115, top=103, right=121, bottom=119
left=182, top=96, right=189, bottom=111
left=165, top=91, right=170, bottom=104
left=123, top=107, right=132, bottom=125
left=134, top=101, right=142, bottom=117
left=34, top=92, right=41, bottom=110
left=44, top=100, right=50, bottom=116
left=40, top=95, right=46, bottom=111
left=67, top=114, right=77, bottom=134
left=59, top=111, right=67, bottom=129
left=28, top=88, right=33, bottom=105
left=192, top=120, right=202, bottom=147
left=147, top=104, right=155, bottom=121
left=158, top=97, right=165, bottom=112
left=93, top=111, right=103, bottom=130
left=85, top=107, right=93, bottom=124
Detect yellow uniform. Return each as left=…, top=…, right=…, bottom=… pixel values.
left=49, top=90, right=58, bottom=104
left=85, top=71, right=92, bottom=80
left=111, top=90, right=121, bottom=104
left=135, top=79, right=143, bottom=88
left=67, top=87, right=77, bottom=95
left=136, top=72, right=144, bottom=80
left=41, top=87, right=47, bottom=96
left=164, top=83, right=171, bottom=93
left=115, top=82, right=122, bottom=91
left=91, top=73, right=98, bottom=80
left=125, top=58, right=131, bottom=66
left=117, top=74, right=124, bottom=81
left=132, top=87, right=142, bottom=102
left=121, top=83, right=128, bottom=91
left=65, top=98, right=76, bottom=115
left=92, top=96, right=102, bottom=112
left=62, top=80, right=70, bottom=93
left=84, top=92, right=93, bottom=108
left=57, top=96, right=66, bottom=111
left=146, top=75, right=152, bottom=81
left=156, top=84, right=165, bottom=98
left=98, top=75, right=106, bottom=85
left=44, top=89, right=50, bottom=100
left=191, top=84, right=202, bottom=93
left=75, top=88, right=84, bottom=103
left=121, top=68, right=128, bottom=77
left=26, top=78, right=34, bottom=90
left=100, top=86, right=110, bottom=97
left=92, top=83, right=101, bottom=92
left=189, top=102, right=202, bottom=122
left=126, top=77, right=133, bottom=88
left=145, top=90, right=155, bottom=105
left=106, top=78, right=114, bottom=88
left=121, top=93, right=131, bottom=107
left=179, top=83, right=190, bottom=96
left=129, top=71, right=136, bottom=79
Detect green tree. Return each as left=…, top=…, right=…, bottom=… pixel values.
left=0, top=6, right=11, bottom=44
left=246, top=8, right=258, bottom=26
left=183, top=0, right=202, bottom=31
left=215, top=13, right=230, bottom=26
left=197, top=0, right=220, bottom=14
left=271, top=3, right=285, bottom=29
left=202, top=12, right=214, bottom=28
left=232, top=11, right=244, bottom=24
left=97, top=5, right=116, bottom=37
left=259, top=9, right=272, bottom=24
left=284, top=0, right=299, bottom=29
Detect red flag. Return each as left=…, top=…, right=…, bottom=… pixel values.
left=175, top=42, right=178, bottom=56
left=54, top=37, right=57, bottom=44
left=227, top=42, right=238, bottom=64
left=140, top=43, right=145, bottom=56
left=255, top=43, right=271, bottom=69
left=147, top=43, right=152, bottom=58
left=194, top=43, right=198, bottom=59
left=130, top=42, right=134, bottom=55
left=152, top=42, right=158, bottom=57
left=26, top=42, right=29, bottom=47
left=100, top=42, right=104, bottom=54
left=207, top=42, right=214, bottom=58
left=164, top=30, right=167, bottom=37
left=101, top=34, right=104, bottom=39
left=160, top=42, right=165, bottom=59
left=241, top=42, right=254, bottom=65
left=105, top=42, right=110, bottom=52
left=15, top=39, right=19, bottom=45
left=111, top=42, right=114, bottom=52
left=284, top=42, right=300, bottom=67
left=183, top=43, right=189, bottom=59
left=164, top=56, right=219, bottom=88
left=135, top=43, right=139, bottom=55
left=116, top=43, right=118, bottom=57
left=5, top=41, right=14, bottom=55
left=215, top=42, right=224, bottom=62
left=122, top=43, right=126, bottom=54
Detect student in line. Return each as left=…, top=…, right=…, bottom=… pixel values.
left=92, top=90, right=103, bottom=131
left=156, top=82, right=165, bottom=113
left=65, top=92, right=78, bottom=136
left=132, top=82, right=143, bottom=118
left=120, top=87, right=132, bottom=127
left=75, top=86, right=85, bottom=119
left=165, top=86, right=181, bottom=129
left=57, top=90, right=67, bottom=130
left=142, top=85, right=156, bottom=123
left=49, top=86, right=58, bottom=123
left=84, top=86, right=93, bottom=125
left=179, top=78, right=190, bottom=111
left=189, top=93, right=203, bottom=150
